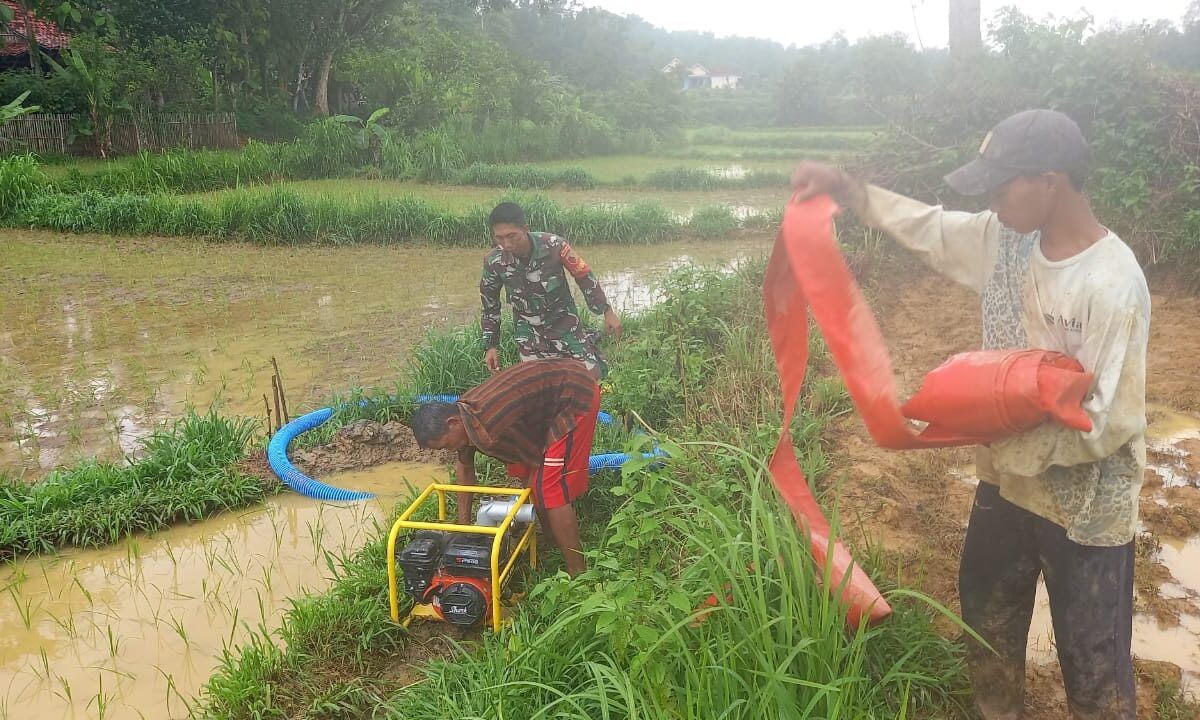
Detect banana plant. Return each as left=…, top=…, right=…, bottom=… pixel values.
left=1, top=91, right=41, bottom=130
left=45, top=48, right=126, bottom=158
left=333, top=106, right=391, bottom=164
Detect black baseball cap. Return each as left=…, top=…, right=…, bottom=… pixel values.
left=944, top=109, right=1091, bottom=196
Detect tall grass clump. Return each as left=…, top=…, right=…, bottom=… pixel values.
left=55, top=145, right=281, bottom=196
left=688, top=205, right=740, bottom=238
left=0, top=153, right=47, bottom=219
left=276, top=118, right=369, bottom=179
left=215, top=187, right=316, bottom=243
left=13, top=187, right=769, bottom=244
left=383, top=447, right=970, bottom=720
left=412, top=125, right=469, bottom=182
left=0, top=411, right=268, bottom=561
left=642, top=166, right=719, bottom=191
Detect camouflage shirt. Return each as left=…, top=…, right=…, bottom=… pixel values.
left=480, top=232, right=611, bottom=378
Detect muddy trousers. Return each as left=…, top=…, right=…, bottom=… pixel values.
left=959, top=481, right=1135, bottom=720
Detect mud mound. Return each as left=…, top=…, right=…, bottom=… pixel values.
left=291, top=420, right=449, bottom=477
left=236, top=448, right=278, bottom=490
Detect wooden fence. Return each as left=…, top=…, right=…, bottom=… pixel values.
left=0, top=112, right=239, bottom=156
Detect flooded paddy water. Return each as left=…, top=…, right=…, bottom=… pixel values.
left=0, top=230, right=770, bottom=478
left=0, top=462, right=443, bottom=720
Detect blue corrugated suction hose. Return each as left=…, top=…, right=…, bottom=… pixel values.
left=588, top=447, right=669, bottom=472
left=267, top=396, right=662, bottom=501
left=267, top=407, right=376, bottom=501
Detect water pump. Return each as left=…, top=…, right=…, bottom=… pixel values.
left=396, top=498, right=534, bottom=628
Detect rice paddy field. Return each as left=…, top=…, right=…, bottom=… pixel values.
left=3, top=124, right=1197, bottom=719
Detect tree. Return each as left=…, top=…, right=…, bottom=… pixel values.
left=949, top=0, right=981, bottom=56
left=304, top=0, right=402, bottom=116
left=4, top=1, right=43, bottom=73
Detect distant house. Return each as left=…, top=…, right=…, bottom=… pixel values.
left=661, top=57, right=741, bottom=91
left=1, top=0, right=71, bottom=69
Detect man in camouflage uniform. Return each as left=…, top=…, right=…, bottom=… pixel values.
left=480, top=202, right=622, bottom=379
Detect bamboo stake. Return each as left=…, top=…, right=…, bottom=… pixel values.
left=270, top=375, right=284, bottom=433
left=270, top=357, right=290, bottom=423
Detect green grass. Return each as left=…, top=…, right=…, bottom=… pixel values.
left=1149, top=677, right=1200, bottom=720
left=451, top=163, right=599, bottom=190
left=381, top=450, right=969, bottom=720
left=0, top=411, right=271, bottom=561
left=27, top=115, right=669, bottom=198
left=13, top=187, right=780, bottom=245
left=188, top=178, right=789, bottom=214
left=0, top=153, right=46, bottom=219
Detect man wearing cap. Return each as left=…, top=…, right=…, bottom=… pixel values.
left=792, top=109, right=1150, bottom=719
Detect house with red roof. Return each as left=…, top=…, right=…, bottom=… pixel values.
left=1, top=0, right=71, bottom=70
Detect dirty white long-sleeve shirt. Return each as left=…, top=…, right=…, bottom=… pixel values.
left=856, top=184, right=1151, bottom=546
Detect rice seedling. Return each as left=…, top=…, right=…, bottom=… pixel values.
left=226, top=607, right=241, bottom=649
left=47, top=608, right=78, bottom=637
left=166, top=613, right=191, bottom=649
left=72, top=575, right=94, bottom=605
left=106, top=625, right=123, bottom=658
left=257, top=565, right=274, bottom=596
left=38, top=647, right=51, bottom=680
left=91, top=674, right=112, bottom=720
left=7, top=586, right=35, bottom=630
left=54, top=674, right=73, bottom=705
left=158, top=667, right=196, bottom=717
left=213, top=551, right=241, bottom=576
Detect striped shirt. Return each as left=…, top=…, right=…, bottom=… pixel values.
left=457, top=359, right=599, bottom=466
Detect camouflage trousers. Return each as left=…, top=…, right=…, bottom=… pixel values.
left=517, top=330, right=608, bottom=379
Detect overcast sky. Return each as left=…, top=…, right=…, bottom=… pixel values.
left=580, top=0, right=1191, bottom=49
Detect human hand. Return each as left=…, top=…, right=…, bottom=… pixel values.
left=484, top=347, right=500, bottom=373
left=790, top=161, right=852, bottom=203
left=604, top=308, right=622, bottom=341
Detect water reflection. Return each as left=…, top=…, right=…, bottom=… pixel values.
left=1, top=236, right=769, bottom=477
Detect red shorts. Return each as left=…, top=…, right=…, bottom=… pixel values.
left=506, top=385, right=601, bottom=510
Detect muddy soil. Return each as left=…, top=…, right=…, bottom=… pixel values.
left=290, top=420, right=450, bottom=477
left=830, top=265, right=1200, bottom=718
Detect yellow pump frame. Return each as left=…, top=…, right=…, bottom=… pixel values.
left=387, top=483, right=536, bottom=632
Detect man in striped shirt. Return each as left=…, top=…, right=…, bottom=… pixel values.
left=412, top=358, right=602, bottom=577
